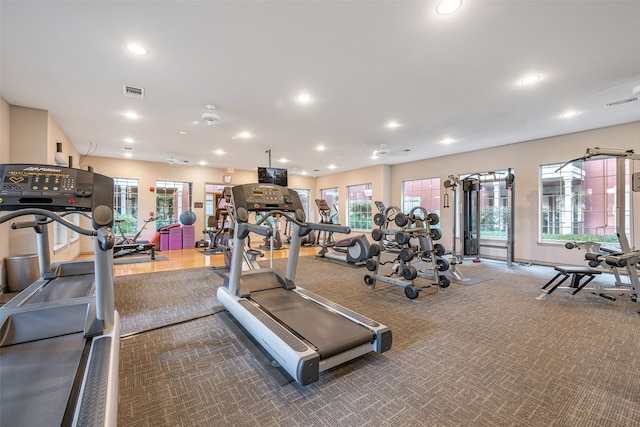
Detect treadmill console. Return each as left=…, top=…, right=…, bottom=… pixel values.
left=231, top=183, right=305, bottom=222
left=0, top=164, right=113, bottom=212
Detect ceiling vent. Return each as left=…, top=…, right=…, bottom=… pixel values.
left=123, top=84, right=145, bottom=99
left=604, top=84, right=640, bottom=108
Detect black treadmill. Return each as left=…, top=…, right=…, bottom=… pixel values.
left=0, top=164, right=120, bottom=427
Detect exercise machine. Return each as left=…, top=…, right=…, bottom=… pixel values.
left=113, top=216, right=156, bottom=259
left=204, top=187, right=232, bottom=252
left=460, top=169, right=515, bottom=266
left=442, top=176, right=466, bottom=281
left=217, top=183, right=392, bottom=385
left=314, top=199, right=370, bottom=265
left=223, top=204, right=264, bottom=271
left=0, top=164, right=119, bottom=426
left=365, top=206, right=451, bottom=299
left=537, top=148, right=640, bottom=313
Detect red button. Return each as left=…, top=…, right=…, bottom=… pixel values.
left=69, top=198, right=76, bottom=204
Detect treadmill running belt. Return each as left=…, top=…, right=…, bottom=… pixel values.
left=251, top=288, right=374, bottom=359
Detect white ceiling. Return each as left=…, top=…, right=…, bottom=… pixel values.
left=2, top=1, right=640, bottom=176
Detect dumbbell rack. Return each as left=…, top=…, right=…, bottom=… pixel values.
left=364, top=205, right=451, bottom=299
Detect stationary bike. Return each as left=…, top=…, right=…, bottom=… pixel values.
left=315, top=199, right=370, bottom=265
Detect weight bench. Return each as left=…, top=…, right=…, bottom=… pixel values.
left=536, top=266, right=602, bottom=300
left=114, top=242, right=156, bottom=260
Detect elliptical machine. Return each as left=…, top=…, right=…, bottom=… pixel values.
left=314, top=199, right=370, bottom=265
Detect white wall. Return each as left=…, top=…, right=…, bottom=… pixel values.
left=391, top=122, right=640, bottom=266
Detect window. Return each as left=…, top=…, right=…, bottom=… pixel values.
left=540, top=158, right=630, bottom=245
left=459, top=172, right=512, bottom=239
left=70, top=213, right=80, bottom=243
left=156, top=180, right=193, bottom=228
left=53, top=221, right=67, bottom=251
left=292, top=189, right=310, bottom=220
left=113, top=178, right=139, bottom=235
left=347, top=184, right=373, bottom=230
left=319, top=188, right=339, bottom=224
left=402, top=178, right=441, bottom=221
left=205, top=183, right=227, bottom=218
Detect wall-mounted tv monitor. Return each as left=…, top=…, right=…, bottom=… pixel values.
left=257, top=167, right=288, bottom=187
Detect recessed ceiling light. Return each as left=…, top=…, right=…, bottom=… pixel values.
left=296, top=92, right=312, bottom=104
left=436, top=0, right=462, bottom=15
left=233, top=131, right=253, bottom=139
left=519, top=74, right=542, bottom=85
left=316, top=144, right=327, bottom=151
left=199, top=160, right=207, bottom=166
left=561, top=111, right=579, bottom=118
left=386, top=121, right=401, bottom=129
left=122, top=111, right=139, bottom=120
left=126, top=43, right=148, bottom=55
left=179, top=131, right=187, bottom=135
left=301, top=171, right=308, bottom=175
left=124, top=137, right=134, bottom=143
left=214, top=149, right=225, bottom=155
left=328, top=164, right=337, bottom=170
left=440, top=137, right=456, bottom=144
left=279, top=158, right=289, bottom=163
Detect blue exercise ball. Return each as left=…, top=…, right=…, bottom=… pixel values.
left=179, top=210, right=197, bottom=225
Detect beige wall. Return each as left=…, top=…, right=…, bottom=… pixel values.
left=84, top=157, right=317, bottom=246
left=1, top=105, right=84, bottom=290
left=391, top=122, right=640, bottom=265
left=1, top=97, right=638, bottom=275
left=0, top=98, right=10, bottom=289
left=315, top=164, right=390, bottom=227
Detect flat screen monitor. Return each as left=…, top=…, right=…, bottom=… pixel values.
left=257, top=167, right=288, bottom=186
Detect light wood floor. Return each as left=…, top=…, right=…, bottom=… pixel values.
left=79, top=246, right=319, bottom=277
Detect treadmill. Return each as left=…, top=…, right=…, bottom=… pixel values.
left=217, top=183, right=392, bottom=385
left=0, top=164, right=120, bottom=427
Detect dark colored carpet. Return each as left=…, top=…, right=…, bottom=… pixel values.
left=116, top=258, right=640, bottom=426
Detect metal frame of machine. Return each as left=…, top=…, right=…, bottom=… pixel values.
left=0, top=164, right=119, bottom=427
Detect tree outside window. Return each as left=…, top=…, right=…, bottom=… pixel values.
left=156, top=180, right=193, bottom=228
left=347, top=183, right=372, bottom=230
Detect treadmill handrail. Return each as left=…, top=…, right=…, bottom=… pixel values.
left=1, top=208, right=96, bottom=236
left=254, top=209, right=351, bottom=236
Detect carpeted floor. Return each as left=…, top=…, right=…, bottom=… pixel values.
left=115, top=258, right=640, bottom=426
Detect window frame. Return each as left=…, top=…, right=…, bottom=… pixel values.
left=539, top=158, right=631, bottom=246
left=347, top=183, right=373, bottom=231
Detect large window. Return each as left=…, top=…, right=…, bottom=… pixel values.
left=113, top=178, right=139, bottom=235
left=319, top=188, right=339, bottom=224
left=402, top=177, right=441, bottom=216
left=347, top=183, right=372, bottom=230
left=540, top=158, right=630, bottom=244
left=156, top=180, right=193, bottom=228
left=292, top=188, right=310, bottom=220
left=53, top=221, right=67, bottom=251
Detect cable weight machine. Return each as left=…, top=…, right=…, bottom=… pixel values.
left=456, top=168, right=515, bottom=267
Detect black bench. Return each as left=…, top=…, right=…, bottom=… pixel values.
left=539, top=266, right=602, bottom=297
left=113, top=243, right=156, bottom=260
